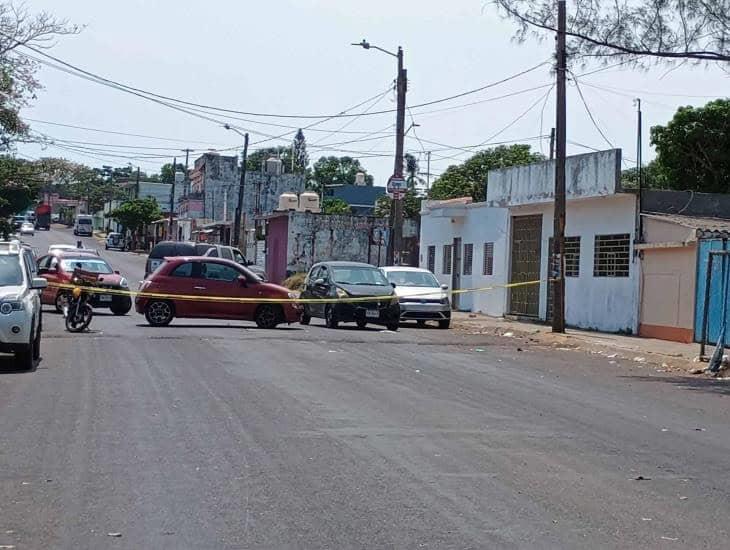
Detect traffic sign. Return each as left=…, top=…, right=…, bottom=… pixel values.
left=387, top=175, right=407, bottom=197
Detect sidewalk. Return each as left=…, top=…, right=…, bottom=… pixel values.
left=451, top=312, right=705, bottom=373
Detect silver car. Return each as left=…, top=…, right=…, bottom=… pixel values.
left=381, top=266, right=451, bottom=329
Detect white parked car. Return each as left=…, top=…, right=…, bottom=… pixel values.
left=0, top=241, right=47, bottom=370
left=381, top=266, right=451, bottom=329
left=19, top=221, right=34, bottom=236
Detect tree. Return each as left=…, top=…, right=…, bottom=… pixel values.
left=494, top=1, right=730, bottom=64
left=110, top=197, right=161, bottom=235
left=292, top=129, right=309, bottom=174
left=309, top=156, right=374, bottom=192
left=321, top=197, right=352, bottom=215
left=428, top=144, right=545, bottom=201
left=158, top=162, right=185, bottom=184
left=0, top=156, right=43, bottom=237
left=374, top=190, right=422, bottom=219
left=405, top=153, right=424, bottom=189
left=620, top=161, right=666, bottom=190
left=647, top=99, right=730, bottom=193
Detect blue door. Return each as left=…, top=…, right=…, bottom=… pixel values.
left=694, top=239, right=730, bottom=344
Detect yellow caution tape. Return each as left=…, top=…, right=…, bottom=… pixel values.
left=47, top=279, right=542, bottom=305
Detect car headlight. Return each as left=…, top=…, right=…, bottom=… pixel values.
left=0, top=301, right=23, bottom=314
left=440, top=297, right=450, bottom=305
left=119, top=277, right=129, bottom=288
left=336, top=287, right=349, bottom=299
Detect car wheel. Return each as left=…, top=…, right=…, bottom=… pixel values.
left=255, top=304, right=281, bottom=329
left=356, top=320, right=367, bottom=329
left=300, top=306, right=311, bottom=325
left=55, top=292, right=70, bottom=314
left=438, top=319, right=451, bottom=329
left=32, top=321, right=41, bottom=361
left=325, top=306, right=338, bottom=329
left=145, top=300, right=174, bottom=327
left=15, top=325, right=35, bottom=371
left=386, top=322, right=399, bottom=332
left=110, top=297, right=132, bottom=316
left=416, top=320, right=426, bottom=328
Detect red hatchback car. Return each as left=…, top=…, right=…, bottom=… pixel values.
left=136, top=257, right=301, bottom=328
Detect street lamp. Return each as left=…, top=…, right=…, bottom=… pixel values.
left=352, top=39, right=407, bottom=265
left=223, top=124, right=249, bottom=247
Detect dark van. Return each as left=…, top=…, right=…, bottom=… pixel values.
left=144, top=241, right=213, bottom=278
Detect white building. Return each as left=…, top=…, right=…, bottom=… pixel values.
left=420, top=149, right=640, bottom=334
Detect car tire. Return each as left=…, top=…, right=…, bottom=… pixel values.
left=15, top=324, right=35, bottom=371
left=386, top=322, right=399, bottom=332
left=255, top=304, right=281, bottom=329
left=110, top=298, right=132, bottom=316
left=438, top=319, right=451, bottom=329
left=356, top=320, right=367, bottom=329
left=144, top=300, right=174, bottom=327
left=416, top=320, right=426, bottom=327
left=55, top=292, right=70, bottom=314
left=300, top=306, right=311, bottom=325
left=325, top=306, right=338, bottom=329
left=32, top=320, right=41, bottom=361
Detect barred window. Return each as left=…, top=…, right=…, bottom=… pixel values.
left=443, top=245, right=452, bottom=275
left=549, top=236, right=581, bottom=277
left=483, top=242, right=494, bottom=275
left=594, top=234, right=630, bottom=277
left=463, top=243, right=473, bottom=275
left=427, top=246, right=436, bottom=274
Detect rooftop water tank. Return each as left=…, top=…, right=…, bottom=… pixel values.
left=278, top=192, right=299, bottom=211
left=298, top=191, right=321, bottom=213
left=264, top=156, right=284, bottom=176
left=354, top=172, right=366, bottom=186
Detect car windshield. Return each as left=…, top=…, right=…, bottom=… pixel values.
left=385, top=270, right=440, bottom=288
left=60, top=258, right=113, bottom=274
left=0, top=256, right=23, bottom=286
left=78, top=219, right=92, bottom=225
left=332, top=266, right=389, bottom=286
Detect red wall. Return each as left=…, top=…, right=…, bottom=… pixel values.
left=266, top=216, right=290, bottom=284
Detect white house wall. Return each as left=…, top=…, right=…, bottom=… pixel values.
left=510, top=193, right=639, bottom=333
left=419, top=204, right=509, bottom=316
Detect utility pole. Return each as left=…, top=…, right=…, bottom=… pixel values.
left=549, top=127, right=556, bottom=160
left=169, top=156, right=177, bottom=240
left=635, top=98, right=643, bottom=241
left=233, top=132, right=249, bottom=247
left=182, top=148, right=191, bottom=196
left=552, top=0, right=567, bottom=334
left=426, top=151, right=431, bottom=190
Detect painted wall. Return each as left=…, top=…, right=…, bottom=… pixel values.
left=265, top=215, right=290, bottom=284
left=419, top=202, right=510, bottom=316
left=487, top=149, right=621, bottom=207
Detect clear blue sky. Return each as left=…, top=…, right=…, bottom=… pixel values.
left=18, top=0, right=730, bottom=184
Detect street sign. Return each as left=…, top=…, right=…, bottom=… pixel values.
left=387, top=175, right=407, bottom=197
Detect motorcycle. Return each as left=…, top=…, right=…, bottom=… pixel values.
left=63, top=273, right=95, bottom=333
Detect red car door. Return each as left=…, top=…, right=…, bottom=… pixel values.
left=195, top=261, right=250, bottom=319
left=159, top=261, right=201, bottom=318
left=37, top=255, right=62, bottom=305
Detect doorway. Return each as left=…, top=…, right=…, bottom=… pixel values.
left=509, top=215, right=542, bottom=316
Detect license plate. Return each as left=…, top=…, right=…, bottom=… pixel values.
left=98, top=295, right=112, bottom=302
left=366, top=309, right=379, bottom=318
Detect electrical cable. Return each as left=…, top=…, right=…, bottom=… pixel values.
left=571, top=74, right=614, bottom=149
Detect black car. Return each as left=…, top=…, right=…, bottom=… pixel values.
left=144, top=241, right=214, bottom=278
left=300, top=261, right=400, bottom=331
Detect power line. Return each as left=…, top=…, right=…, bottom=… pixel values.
left=571, top=75, right=614, bottom=149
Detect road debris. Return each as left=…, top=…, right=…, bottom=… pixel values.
left=661, top=536, right=679, bottom=541
left=689, top=367, right=706, bottom=374
left=633, top=356, right=646, bottom=362
left=679, top=496, right=688, bottom=500
left=606, top=353, right=618, bottom=358
left=634, top=475, right=651, bottom=480
left=107, top=532, right=122, bottom=538
left=502, top=331, right=514, bottom=337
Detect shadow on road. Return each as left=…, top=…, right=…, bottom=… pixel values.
left=0, top=355, right=41, bottom=375
left=135, top=323, right=304, bottom=331
left=621, top=375, right=730, bottom=396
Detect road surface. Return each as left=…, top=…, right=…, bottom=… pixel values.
left=1, top=227, right=728, bottom=549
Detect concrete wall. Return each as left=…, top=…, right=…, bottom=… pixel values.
left=487, top=149, right=621, bottom=207
left=419, top=202, right=510, bottom=316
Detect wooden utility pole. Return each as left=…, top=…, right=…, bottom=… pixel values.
left=426, top=151, right=432, bottom=190
left=169, top=156, right=176, bottom=240
left=390, top=46, right=407, bottom=265
left=549, top=127, right=556, bottom=160
left=233, top=133, right=249, bottom=247
left=552, top=0, right=567, bottom=333
left=636, top=98, right=643, bottom=241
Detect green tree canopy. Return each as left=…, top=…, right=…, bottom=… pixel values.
left=649, top=99, right=730, bottom=193
left=428, top=144, right=544, bottom=202
left=0, top=156, right=43, bottom=237
left=620, top=161, right=667, bottom=190
left=157, top=162, right=185, bottom=184
left=374, top=190, right=422, bottom=219
left=110, top=197, right=161, bottom=233
left=310, top=156, right=374, bottom=192
left=321, top=197, right=352, bottom=215
left=292, top=129, right=309, bottom=174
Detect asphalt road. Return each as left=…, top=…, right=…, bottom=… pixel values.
left=1, top=227, right=729, bottom=549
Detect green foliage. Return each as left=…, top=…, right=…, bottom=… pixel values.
left=620, top=161, right=667, bottom=190
left=0, top=156, right=41, bottom=237
left=649, top=99, right=730, bottom=193
left=428, top=144, right=544, bottom=202
left=309, top=156, right=374, bottom=192
left=110, top=197, right=161, bottom=233
left=159, top=162, right=185, bottom=184
left=281, top=272, right=306, bottom=291
left=321, top=197, right=352, bottom=215
left=292, top=129, right=309, bottom=174
left=374, top=190, right=422, bottom=219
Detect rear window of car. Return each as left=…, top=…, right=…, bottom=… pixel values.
left=149, top=242, right=197, bottom=259
left=77, top=218, right=92, bottom=225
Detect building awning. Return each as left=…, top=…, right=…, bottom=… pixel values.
left=642, top=213, right=730, bottom=239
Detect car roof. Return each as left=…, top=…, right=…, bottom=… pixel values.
left=314, top=261, right=375, bottom=268
left=380, top=266, right=435, bottom=273
left=57, top=251, right=103, bottom=259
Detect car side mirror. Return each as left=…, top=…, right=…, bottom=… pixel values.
left=391, top=282, right=397, bottom=288
left=114, top=270, right=120, bottom=275
left=31, top=277, right=48, bottom=290
left=441, top=284, right=449, bottom=290
left=314, top=278, right=326, bottom=287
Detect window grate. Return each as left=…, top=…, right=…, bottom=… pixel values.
left=463, top=243, right=473, bottom=275
left=593, top=234, right=630, bottom=277
left=483, top=242, right=494, bottom=275
left=443, top=245, right=452, bottom=275
left=427, top=246, right=436, bottom=274
left=548, top=236, right=581, bottom=277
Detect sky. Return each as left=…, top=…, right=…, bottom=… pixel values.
left=16, top=0, right=730, bottom=186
